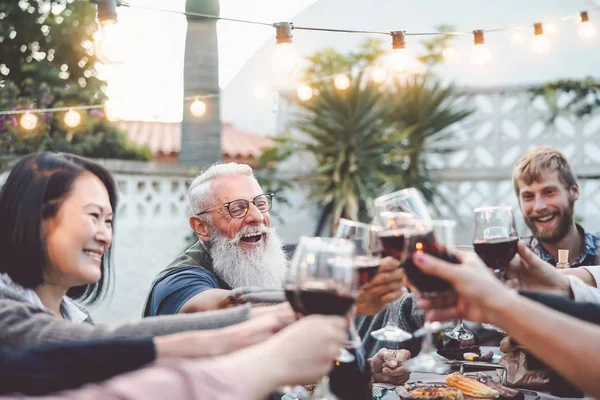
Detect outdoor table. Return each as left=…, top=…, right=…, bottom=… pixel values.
left=373, top=346, right=581, bottom=400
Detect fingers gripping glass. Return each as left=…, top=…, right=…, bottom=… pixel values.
left=197, top=193, right=274, bottom=219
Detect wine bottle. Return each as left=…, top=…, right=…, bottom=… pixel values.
left=329, top=345, right=373, bottom=400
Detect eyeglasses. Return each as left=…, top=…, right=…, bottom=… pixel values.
left=197, top=193, right=274, bottom=219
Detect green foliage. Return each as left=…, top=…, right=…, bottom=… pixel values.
left=529, top=77, right=600, bottom=122
left=258, top=29, right=472, bottom=234
left=0, top=0, right=149, bottom=160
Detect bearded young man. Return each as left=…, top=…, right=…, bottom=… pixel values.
left=513, top=147, right=600, bottom=269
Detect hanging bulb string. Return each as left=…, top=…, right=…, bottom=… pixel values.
left=182, top=93, right=219, bottom=101
left=0, top=104, right=105, bottom=116
left=121, top=2, right=600, bottom=38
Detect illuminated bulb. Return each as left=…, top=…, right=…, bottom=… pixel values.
left=95, top=21, right=125, bottom=64
left=470, top=30, right=491, bottom=66
left=390, top=31, right=414, bottom=73
left=20, top=112, right=38, bottom=130
left=579, top=12, right=597, bottom=40
left=64, top=109, right=81, bottom=128
left=442, top=47, right=456, bottom=60
left=470, top=44, right=491, bottom=66
left=272, top=22, right=299, bottom=76
left=296, top=83, right=313, bottom=101
left=531, top=23, right=550, bottom=55
left=190, top=99, right=207, bottom=117
left=509, top=30, right=524, bottom=44
left=333, top=74, right=350, bottom=90
left=371, top=66, right=388, bottom=83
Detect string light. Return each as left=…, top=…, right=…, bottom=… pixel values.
left=333, top=74, right=351, bottom=90
left=190, top=99, right=207, bottom=117
left=93, top=0, right=124, bottom=64
left=370, top=66, right=388, bottom=83
left=390, top=31, right=413, bottom=73
left=64, top=109, right=82, bottom=128
left=579, top=11, right=597, bottom=40
left=296, top=83, right=313, bottom=101
left=273, top=22, right=299, bottom=76
left=20, top=112, right=38, bottom=130
left=532, top=23, right=550, bottom=54
left=544, top=22, right=558, bottom=35
left=470, top=30, right=492, bottom=66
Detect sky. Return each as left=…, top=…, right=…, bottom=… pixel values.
left=103, top=0, right=599, bottom=123
left=102, top=0, right=317, bottom=122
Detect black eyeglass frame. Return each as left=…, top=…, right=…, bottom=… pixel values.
left=196, top=193, right=275, bottom=219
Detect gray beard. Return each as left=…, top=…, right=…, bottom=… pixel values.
left=208, top=225, right=288, bottom=289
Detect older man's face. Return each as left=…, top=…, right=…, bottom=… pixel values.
left=209, top=175, right=272, bottom=248
left=205, top=174, right=286, bottom=289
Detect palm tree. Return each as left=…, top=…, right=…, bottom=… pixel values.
left=179, top=0, right=222, bottom=165
left=384, top=74, right=474, bottom=206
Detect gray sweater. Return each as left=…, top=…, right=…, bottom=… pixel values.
left=0, top=285, right=250, bottom=349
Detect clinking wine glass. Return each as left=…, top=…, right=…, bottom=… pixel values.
left=443, top=245, right=475, bottom=342
left=335, top=218, right=389, bottom=347
left=373, top=188, right=432, bottom=223
left=400, top=219, right=458, bottom=374
left=473, top=206, right=518, bottom=333
left=370, top=211, right=415, bottom=342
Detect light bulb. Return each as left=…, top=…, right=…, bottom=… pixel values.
left=64, top=109, right=82, bottom=128
left=531, top=34, right=550, bottom=54
left=95, top=21, right=125, bottom=64
left=470, top=44, right=491, bottom=66
left=371, top=66, right=388, bottom=83
left=579, top=21, right=597, bottom=40
left=20, top=112, right=38, bottom=130
left=509, top=30, right=524, bottom=44
left=442, top=47, right=456, bottom=60
left=333, top=74, right=350, bottom=90
left=190, top=99, right=207, bottom=117
left=272, top=42, right=299, bottom=77
left=296, top=83, right=313, bottom=101
left=391, top=48, right=413, bottom=73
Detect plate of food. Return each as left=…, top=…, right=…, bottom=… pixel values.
left=396, top=373, right=524, bottom=400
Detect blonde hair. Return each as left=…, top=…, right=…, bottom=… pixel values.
left=188, top=162, right=255, bottom=215
left=512, top=147, right=577, bottom=195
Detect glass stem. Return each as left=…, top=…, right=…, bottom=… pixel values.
left=420, top=320, right=435, bottom=355
left=385, top=297, right=399, bottom=328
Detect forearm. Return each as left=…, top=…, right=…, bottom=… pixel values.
left=0, top=338, right=155, bottom=395
left=490, top=291, right=600, bottom=397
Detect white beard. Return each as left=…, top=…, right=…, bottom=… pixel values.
left=208, top=225, right=288, bottom=289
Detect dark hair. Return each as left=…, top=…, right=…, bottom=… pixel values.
left=0, top=152, right=117, bottom=305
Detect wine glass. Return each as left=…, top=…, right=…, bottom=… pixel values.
left=473, top=206, right=518, bottom=333
left=369, top=212, right=415, bottom=342
left=473, top=206, right=519, bottom=278
left=401, top=219, right=457, bottom=374
left=373, top=188, right=432, bottom=223
left=443, top=245, right=475, bottom=341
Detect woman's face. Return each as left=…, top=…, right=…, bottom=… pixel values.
left=43, top=171, right=113, bottom=289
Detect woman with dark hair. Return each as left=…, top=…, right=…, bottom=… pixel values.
left=0, top=152, right=290, bottom=348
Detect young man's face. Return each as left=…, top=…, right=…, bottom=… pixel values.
left=517, top=169, right=578, bottom=243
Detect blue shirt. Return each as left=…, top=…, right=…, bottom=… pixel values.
left=146, top=266, right=220, bottom=316
left=523, top=224, right=600, bottom=267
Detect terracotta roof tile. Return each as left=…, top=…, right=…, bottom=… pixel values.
left=117, top=121, right=274, bottom=158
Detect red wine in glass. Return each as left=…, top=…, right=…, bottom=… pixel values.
left=378, top=229, right=406, bottom=260
left=354, top=255, right=380, bottom=286
left=473, top=237, right=518, bottom=271
left=299, top=285, right=356, bottom=316
left=284, top=283, right=305, bottom=315
left=403, top=230, right=458, bottom=295
left=329, top=346, right=373, bottom=400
